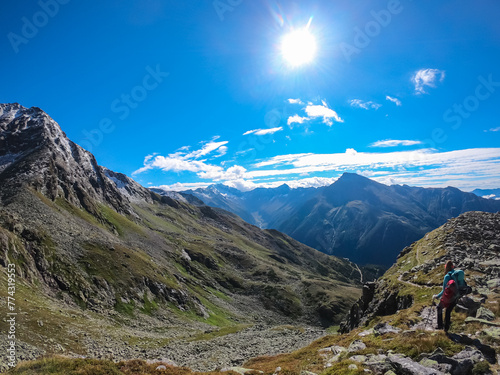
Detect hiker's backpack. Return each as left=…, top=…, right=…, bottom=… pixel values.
left=451, top=269, right=472, bottom=296
left=440, top=277, right=459, bottom=308
left=440, top=269, right=471, bottom=307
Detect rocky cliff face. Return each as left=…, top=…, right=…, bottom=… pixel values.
left=0, top=103, right=154, bottom=216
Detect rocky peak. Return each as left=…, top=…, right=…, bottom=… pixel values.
left=0, top=103, right=153, bottom=215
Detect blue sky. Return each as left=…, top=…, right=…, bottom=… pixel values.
left=1, top=0, right=499, bottom=191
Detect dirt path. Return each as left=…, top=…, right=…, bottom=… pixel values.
left=397, top=273, right=433, bottom=289
left=355, top=263, right=363, bottom=284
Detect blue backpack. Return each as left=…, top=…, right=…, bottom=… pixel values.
left=451, top=269, right=472, bottom=295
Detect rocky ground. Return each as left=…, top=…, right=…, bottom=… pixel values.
left=0, top=325, right=326, bottom=373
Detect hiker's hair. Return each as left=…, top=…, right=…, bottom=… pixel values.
left=445, top=260, right=454, bottom=272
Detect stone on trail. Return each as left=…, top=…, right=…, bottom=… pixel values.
left=221, top=367, right=263, bottom=375
left=348, top=340, right=367, bottom=352
left=373, top=322, right=401, bottom=336
left=476, top=307, right=495, bottom=321
left=388, top=354, right=446, bottom=375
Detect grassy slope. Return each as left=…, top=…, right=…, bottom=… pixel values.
left=0, top=190, right=362, bottom=361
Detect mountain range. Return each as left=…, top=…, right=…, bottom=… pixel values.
left=0, top=103, right=364, bottom=368
left=157, top=176, right=500, bottom=267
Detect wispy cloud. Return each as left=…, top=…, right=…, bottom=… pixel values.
left=370, top=139, right=423, bottom=148
left=350, top=99, right=382, bottom=110
left=153, top=181, right=213, bottom=192
left=484, top=126, right=500, bottom=132
left=413, top=68, right=445, bottom=94
left=243, top=127, right=283, bottom=136
left=304, top=101, right=344, bottom=126
left=386, top=96, right=402, bottom=106
left=288, top=98, right=304, bottom=104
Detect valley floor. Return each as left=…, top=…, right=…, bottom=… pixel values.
left=1, top=324, right=327, bottom=372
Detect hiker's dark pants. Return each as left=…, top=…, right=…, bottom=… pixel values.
left=437, top=301, right=456, bottom=331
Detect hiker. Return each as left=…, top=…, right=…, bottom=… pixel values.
left=432, top=260, right=461, bottom=332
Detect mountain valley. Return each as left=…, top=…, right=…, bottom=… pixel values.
left=165, top=175, right=500, bottom=267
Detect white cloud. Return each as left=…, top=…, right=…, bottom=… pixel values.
left=370, top=139, right=423, bottom=148
left=305, top=102, right=344, bottom=126
left=413, top=68, right=445, bottom=94
left=133, top=138, right=242, bottom=182
left=152, top=182, right=213, bottom=192
left=243, top=127, right=283, bottom=136
left=386, top=96, right=402, bottom=106
left=288, top=98, right=304, bottom=104
left=287, top=115, right=308, bottom=126
left=186, top=140, right=228, bottom=159
left=215, top=145, right=228, bottom=157
left=345, top=148, right=358, bottom=156
left=198, top=165, right=247, bottom=181
left=286, top=99, right=343, bottom=127
left=350, top=99, right=382, bottom=110
left=485, top=126, right=500, bottom=132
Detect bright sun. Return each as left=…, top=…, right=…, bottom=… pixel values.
left=280, top=28, right=317, bottom=67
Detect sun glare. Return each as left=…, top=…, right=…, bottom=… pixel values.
left=281, top=28, right=317, bottom=67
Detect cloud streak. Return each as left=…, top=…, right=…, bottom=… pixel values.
left=370, top=139, right=423, bottom=148
left=350, top=99, right=382, bottom=110
left=485, top=126, right=500, bottom=132
left=386, top=96, right=402, bottom=106
left=243, top=127, right=283, bottom=136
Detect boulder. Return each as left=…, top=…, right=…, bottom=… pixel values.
left=364, top=354, right=392, bottom=374
left=451, top=346, right=485, bottom=375
left=455, top=296, right=482, bottom=316
left=483, top=327, right=500, bottom=340
left=476, top=307, right=495, bottom=321
left=373, top=322, right=401, bottom=336
left=465, top=317, right=500, bottom=327
left=486, top=278, right=500, bottom=289
left=388, top=354, right=446, bottom=375
left=324, top=346, right=348, bottom=366
left=221, top=367, right=263, bottom=375
left=348, top=340, right=367, bottom=353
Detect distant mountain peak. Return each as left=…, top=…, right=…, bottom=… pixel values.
left=336, top=172, right=377, bottom=184
left=275, top=183, right=291, bottom=192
